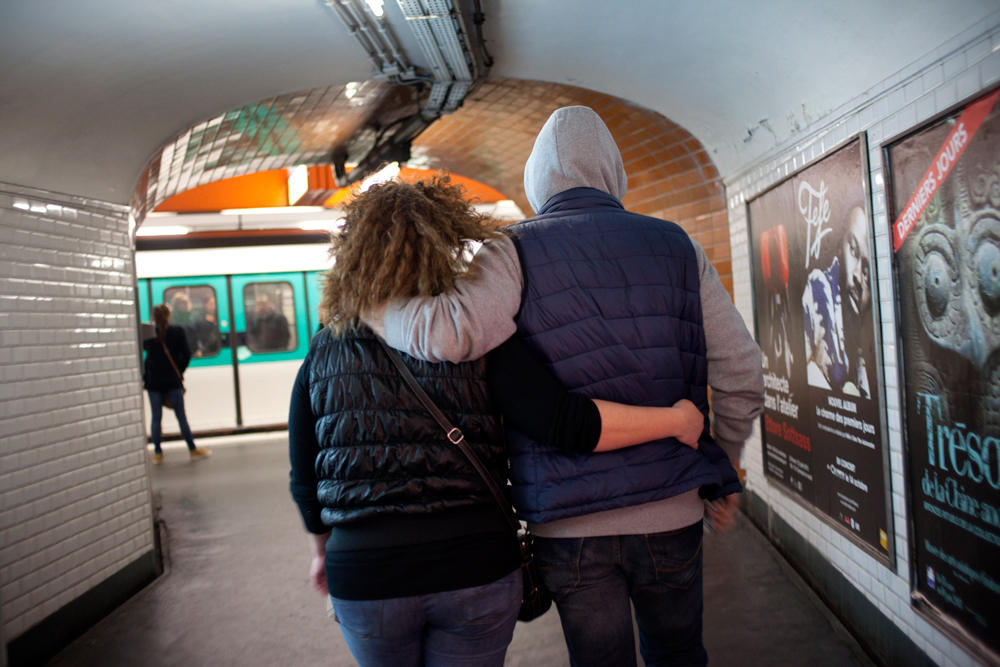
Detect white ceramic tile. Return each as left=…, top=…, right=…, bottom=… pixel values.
left=947, top=643, right=977, bottom=667
left=0, top=185, right=153, bottom=643
left=956, top=67, right=982, bottom=100
left=981, top=50, right=1000, bottom=87
left=965, top=35, right=992, bottom=66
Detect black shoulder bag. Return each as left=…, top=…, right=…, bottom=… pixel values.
left=375, top=336, right=551, bottom=622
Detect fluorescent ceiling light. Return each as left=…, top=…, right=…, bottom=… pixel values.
left=300, top=220, right=344, bottom=231
left=136, top=226, right=190, bottom=237
left=219, top=206, right=326, bottom=215
left=364, top=0, right=384, bottom=18
left=360, top=162, right=400, bottom=192
left=288, top=165, right=309, bottom=205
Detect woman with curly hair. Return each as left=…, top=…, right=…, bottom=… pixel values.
left=288, top=174, right=702, bottom=667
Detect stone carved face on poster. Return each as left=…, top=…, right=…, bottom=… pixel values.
left=887, top=87, right=1000, bottom=659
left=749, top=137, right=891, bottom=558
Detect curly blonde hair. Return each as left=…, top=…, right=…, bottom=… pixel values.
left=320, top=173, right=507, bottom=332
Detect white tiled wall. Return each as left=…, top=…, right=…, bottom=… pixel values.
left=0, top=183, right=154, bottom=642
left=726, top=15, right=1000, bottom=667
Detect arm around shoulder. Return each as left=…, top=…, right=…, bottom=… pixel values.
left=373, top=236, right=524, bottom=362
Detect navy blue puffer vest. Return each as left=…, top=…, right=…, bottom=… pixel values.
left=508, top=187, right=741, bottom=524
left=306, top=327, right=509, bottom=526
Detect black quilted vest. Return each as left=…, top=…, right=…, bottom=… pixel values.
left=306, top=326, right=509, bottom=528
left=507, top=187, right=741, bottom=523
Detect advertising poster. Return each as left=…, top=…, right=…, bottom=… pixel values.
left=886, top=87, right=1000, bottom=657
left=749, top=137, right=891, bottom=557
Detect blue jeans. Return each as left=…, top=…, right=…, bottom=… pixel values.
left=330, top=569, right=521, bottom=667
left=535, top=521, right=707, bottom=667
left=148, top=388, right=195, bottom=453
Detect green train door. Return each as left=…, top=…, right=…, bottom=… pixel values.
left=137, top=278, right=151, bottom=325
left=230, top=272, right=310, bottom=427
left=304, top=269, right=326, bottom=339
left=146, top=275, right=239, bottom=434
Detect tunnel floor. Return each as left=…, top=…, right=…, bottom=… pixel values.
left=47, top=435, right=873, bottom=667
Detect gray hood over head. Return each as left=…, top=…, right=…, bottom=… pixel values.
left=523, top=106, right=628, bottom=213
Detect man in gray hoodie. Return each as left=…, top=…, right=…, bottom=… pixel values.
left=368, top=106, right=763, bottom=667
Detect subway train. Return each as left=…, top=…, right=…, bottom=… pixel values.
left=136, top=242, right=333, bottom=438
left=136, top=200, right=519, bottom=439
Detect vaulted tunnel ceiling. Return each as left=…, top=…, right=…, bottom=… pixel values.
left=1, top=0, right=997, bottom=204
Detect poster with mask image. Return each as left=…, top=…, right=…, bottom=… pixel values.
left=886, top=87, right=1000, bottom=657
left=749, top=137, right=891, bottom=558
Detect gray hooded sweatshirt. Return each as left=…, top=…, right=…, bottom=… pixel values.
left=523, top=106, right=628, bottom=212
left=373, top=106, right=763, bottom=536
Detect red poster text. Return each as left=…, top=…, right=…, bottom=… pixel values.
left=765, top=414, right=812, bottom=452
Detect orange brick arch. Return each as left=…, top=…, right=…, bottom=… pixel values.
left=412, top=79, right=733, bottom=296
left=133, top=79, right=732, bottom=295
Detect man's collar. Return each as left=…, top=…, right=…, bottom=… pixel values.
left=537, top=187, right=625, bottom=215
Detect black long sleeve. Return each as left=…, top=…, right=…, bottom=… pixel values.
left=142, top=327, right=190, bottom=391
left=174, top=327, right=192, bottom=372
left=288, top=357, right=328, bottom=534
left=486, top=335, right=602, bottom=454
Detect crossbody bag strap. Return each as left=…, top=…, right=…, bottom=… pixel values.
left=375, top=335, right=520, bottom=534
left=160, top=338, right=184, bottom=386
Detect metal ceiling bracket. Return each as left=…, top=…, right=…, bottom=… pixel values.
left=324, top=0, right=493, bottom=184
left=325, top=0, right=415, bottom=81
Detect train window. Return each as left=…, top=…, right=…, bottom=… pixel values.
left=243, top=282, right=297, bottom=353
left=162, top=285, right=222, bottom=358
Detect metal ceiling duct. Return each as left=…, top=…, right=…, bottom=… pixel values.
left=324, top=0, right=492, bottom=185
left=325, top=0, right=417, bottom=83
left=396, top=0, right=479, bottom=116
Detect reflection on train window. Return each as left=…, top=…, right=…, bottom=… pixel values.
left=163, top=285, right=222, bottom=358
left=244, top=282, right=297, bottom=353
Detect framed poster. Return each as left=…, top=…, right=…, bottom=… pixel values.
left=748, top=135, right=893, bottom=561
left=884, top=86, right=1000, bottom=660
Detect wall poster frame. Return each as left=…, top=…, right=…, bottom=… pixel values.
left=882, top=84, right=1000, bottom=664
left=746, top=132, right=894, bottom=566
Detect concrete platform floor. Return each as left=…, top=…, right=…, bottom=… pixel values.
left=48, top=435, right=873, bottom=667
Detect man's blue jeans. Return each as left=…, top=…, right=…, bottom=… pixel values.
left=535, top=521, right=707, bottom=667
left=330, top=569, right=521, bottom=667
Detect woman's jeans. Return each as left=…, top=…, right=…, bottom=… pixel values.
left=148, top=388, right=196, bottom=453
left=331, top=569, right=521, bottom=667
left=535, top=521, right=707, bottom=667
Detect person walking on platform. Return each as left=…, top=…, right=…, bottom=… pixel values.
left=288, top=175, right=707, bottom=667
left=368, top=107, right=766, bottom=667
left=144, top=303, right=210, bottom=464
